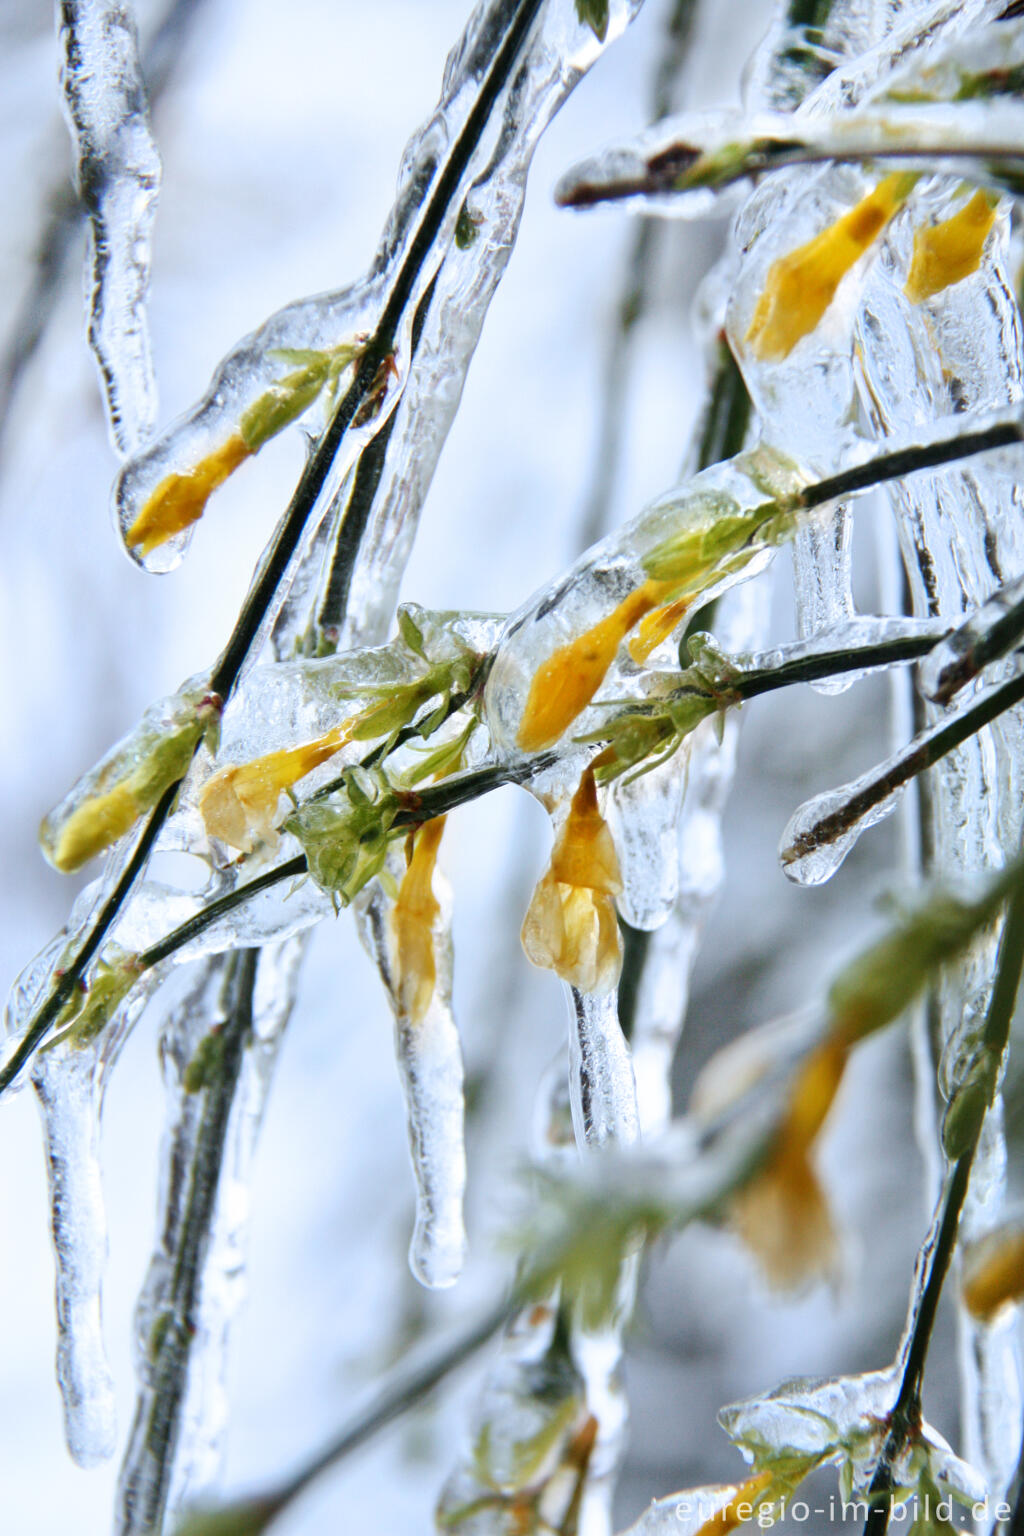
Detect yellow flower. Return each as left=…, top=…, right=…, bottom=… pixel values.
left=745, top=173, right=916, bottom=361
left=904, top=189, right=997, bottom=304
left=693, top=1471, right=775, bottom=1536
left=517, top=578, right=676, bottom=752
left=521, top=767, right=623, bottom=993
left=962, top=1227, right=1024, bottom=1323
left=695, top=1028, right=847, bottom=1291
left=732, top=1038, right=846, bottom=1290
left=200, top=724, right=351, bottom=852
left=125, top=434, right=251, bottom=557
left=389, top=816, right=447, bottom=1024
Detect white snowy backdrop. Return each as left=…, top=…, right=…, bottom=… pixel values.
left=0, top=1, right=968, bottom=1533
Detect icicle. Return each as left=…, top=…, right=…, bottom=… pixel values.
left=355, top=832, right=467, bottom=1291
left=31, top=972, right=159, bottom=1467
left=855, top=141, right=1024, bottom=1512
left=57, top=0, right=161, bottom=455
left=116, top=943, right=299, bottom=1533
left=568, top=987, right=639, bottom=1152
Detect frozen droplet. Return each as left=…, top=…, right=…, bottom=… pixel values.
left=780, top=774, right=902, bottom=887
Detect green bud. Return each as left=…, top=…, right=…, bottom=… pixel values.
left=574, top=0, right=608, bottom=42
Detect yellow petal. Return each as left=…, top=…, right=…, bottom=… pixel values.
left=727, top=1038, right=847, bottom=1290
left=550, top=767, right=622, bottom=895
left=517, top=579, right=673, bottom=752
left=962, top=1229, right=1024, bottom=1322
left=200, top=724, right=350, bottom=852
left=694, top=1472, right=775, bottom=1536
left=628, top=595, right=692, bottom=663
left=904, top=189, right=997, bottom=304
left=390, top=816, right=446, bottom=1024
left=732, top=1145, right=838, bottom=1291
left=745, top=173, right=915, bottom=361
left=50, top=780, right=142, bottom=873
left=126, top=434, right=251, bottom=557
left=521, top=769, right=623, bottom=992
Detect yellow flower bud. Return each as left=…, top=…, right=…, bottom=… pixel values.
left=125, top=434, right=251, bottom=557
left=517, top=579, right=675, bottom=752
left=745, top=173, right=916, bottom=361
left=694, top=1471, right=775, bottom=1536
left=521, top=768, right=623, bottom=993
left=962, top=1227, right=1024, bottom=1323
left=200, top=724, right=351, bottom=852
left=904, top=189, right=997, bottom=304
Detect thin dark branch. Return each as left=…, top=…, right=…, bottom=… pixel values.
left=1, top=0, right=544, bottom=1095
left=862, top=886, right=1024, bottom=1535
left=803, top=418, right=1023, bottom=509
left=784, top=667, right=1024, bottom=867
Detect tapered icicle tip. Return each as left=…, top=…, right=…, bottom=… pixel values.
left=410, top=1205, right=467, bottom=1291
left=779, top=779, right=902, bottom=886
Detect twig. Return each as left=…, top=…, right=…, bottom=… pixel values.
left=118, top=949, right=259, bottom=1535
left=175, top=1296, right=514, bottom=1536
left=0, top=0, right=545, bottom=1096
left=783, top=667, right=1024, bottom=868
left=862, top=884, right=1024, bottom=1535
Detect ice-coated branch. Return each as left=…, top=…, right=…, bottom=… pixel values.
left=0, top=0, right=553, bottom=1096
left=57, top=0, right=163, bottom=455
left=860, top=885, right=1024, bottom=1536
left=780, top=664, right=1024, bottom=886
left=0, top=0, right=208, bottom=457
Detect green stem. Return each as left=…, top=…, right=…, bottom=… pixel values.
left=863, top=886, right=1024, bottom=1535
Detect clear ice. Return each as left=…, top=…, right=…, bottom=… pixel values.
left=57, top=0, right=162, bottom=456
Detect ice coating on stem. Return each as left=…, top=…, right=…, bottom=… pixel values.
left=113, top=293, right=379, bottom=571
left=111, top=0, right=645, bottom=574
left=856, top=154, right=1024, bottom=1508
left=57, top=0, right=161, bottom=455
left=568, top=987, right=639, bottom=1151
left=32, top=972, right=159, bottom=1467
left=116, top=944, right=298, bottom=1533
left=356, top=836, right=467, bottom=1291
left=39, top=676, right=216, bottom=874
left=918, top=572, right=1024, bottom=705
left=780, top=769, right=903, bottom=887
